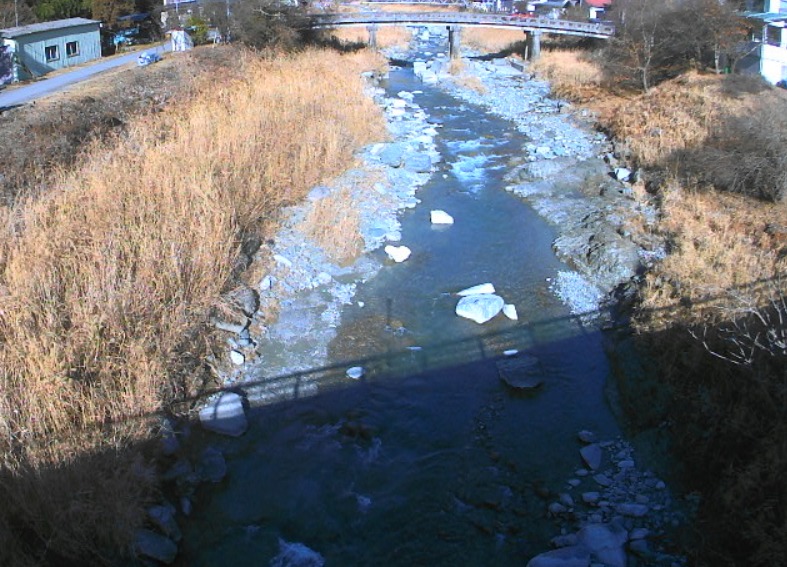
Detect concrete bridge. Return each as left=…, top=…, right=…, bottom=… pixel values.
left=306, top=11, right=614, bottom=59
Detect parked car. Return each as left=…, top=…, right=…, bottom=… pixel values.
left=137, top=51, right=162, bottom=67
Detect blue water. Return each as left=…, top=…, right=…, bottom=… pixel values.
left=175, top=63, right=622, bottom=566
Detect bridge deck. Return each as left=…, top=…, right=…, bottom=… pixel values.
left=306, top=12, right=614, bottom=39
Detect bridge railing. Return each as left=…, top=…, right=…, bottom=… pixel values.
left=306, top=12, right=615, bottom=37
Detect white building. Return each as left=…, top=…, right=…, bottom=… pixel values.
left=745, top=0, right=787, bottom=84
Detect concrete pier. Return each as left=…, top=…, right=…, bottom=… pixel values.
left=448, top=25, right=462, bottom=59
left=526, top=30, right=541, bottom=60
left=367, top=24, right=378, bottom=49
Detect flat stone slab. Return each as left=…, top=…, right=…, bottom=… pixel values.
left=526, top=545, right=591, bottom=567
left=457, top=283, right=495, bottom=296
left=497, top=355, right=545, bottom=389
left=198, top=392, right=248, bottom=437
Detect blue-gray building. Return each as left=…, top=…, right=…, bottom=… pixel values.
left=0, top=18, right=101, bottom=84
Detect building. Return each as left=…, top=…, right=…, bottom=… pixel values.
left=743, top=0, right=787, bottom=84
left=0, top=18, right=101, bottom=84
left=584, top=0, right=612, bottom=21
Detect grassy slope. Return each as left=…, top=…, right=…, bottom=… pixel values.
left=0, top=45, right=387, bottom=565
left=531, top=49, right=787, bottom=566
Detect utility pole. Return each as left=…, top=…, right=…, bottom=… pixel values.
left=14, top=0, right=19, bottom=27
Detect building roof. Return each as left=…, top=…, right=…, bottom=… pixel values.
left=0, top=18, right=100, bottom=39
left=585, top=0, right=613, bottom=8
left=745, top=12, right=787, bottom=23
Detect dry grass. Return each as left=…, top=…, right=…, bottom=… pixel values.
left=447, top=58, right=488, bottom=94
left=639, top=185, right=787, bottom=325
left=0, top=47, right=245, bottom=206
left=605, top=72, right=738, bottom=168
left=462, top=27, right=526, bottom=55
left=0, top=46, right=386, bottom=564
left=529, top=49, right=605, bottom=103
left=302, top=187, right=364, bottom=265
left=536, top=48, right=787, bottom=567
left=329, top=25, right=413, bottom=49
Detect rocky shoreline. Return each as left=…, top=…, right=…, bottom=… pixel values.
left=139, top=31, right=686, bottom=566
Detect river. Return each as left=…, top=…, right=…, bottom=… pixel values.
left=173, top=33, right=686, bottom=567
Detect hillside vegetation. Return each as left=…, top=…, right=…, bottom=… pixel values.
left=0, top=45, right=386, bottom=565
left=532, top=47, right=787, bottom=567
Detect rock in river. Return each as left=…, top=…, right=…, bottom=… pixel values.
left=457, top=283, right=496, bottom=296
left=430, top=209, right=454, bottom=225
left=455, top=294, right=504, bottom=324
left=134, top=529, right=178, bottom=564
left=198, top=392, right=248, bottom=437
left=497, top=355, right=544, bottom=389
left=346, top=366, right=364, bottom=380
left=526, top=545, right=590, bottom=567
left=384, top=245, right=412, bottom=263
left=576, top=522, right=628, bottom=567
left=580, top=443, right=603, bottom=470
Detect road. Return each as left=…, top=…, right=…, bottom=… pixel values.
left=0, top=42, right=171, bottom=109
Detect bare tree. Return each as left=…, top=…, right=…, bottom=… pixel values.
left=0, top=0, right=36, bottom=27
left=231, top=0, right=309, bottom=49
left=604, top=0, right=677, bottom=91
left=604, top=0, right=752, bottom=91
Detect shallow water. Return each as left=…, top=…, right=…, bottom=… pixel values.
left=175, top=62, right=625, bottom=566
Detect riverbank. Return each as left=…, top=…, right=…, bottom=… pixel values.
left=528, top=49, right=787, bottom=566
left=175, top=28, right=692, bottom=567
left=0, top=47, right=388, bottom=566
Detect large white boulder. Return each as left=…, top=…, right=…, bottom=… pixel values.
left=430, top=210, right=455, bottom=225
left=198, top=392, right=248, bottom=437
left=455, top=294, right=504, bottom=324
left=384, top=245, right=411, bottom=263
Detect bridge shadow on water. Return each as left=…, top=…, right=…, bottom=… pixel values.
left=1, top=275, right=783, bottom=565
left=198, top=308, right=607, bottom=413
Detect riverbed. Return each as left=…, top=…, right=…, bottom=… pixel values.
left=171, top=30, right=689, bottom=567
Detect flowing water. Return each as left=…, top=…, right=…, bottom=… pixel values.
left=175, top=58, right=631, bottom=566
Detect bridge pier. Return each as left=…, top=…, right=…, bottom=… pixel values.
left=448, top=25, right=462, bottom=60
left=367, top=25, right=378, bottom=49
left=525, top=30, right=542, bottom=61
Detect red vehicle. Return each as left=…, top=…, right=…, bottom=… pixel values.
left=510, top=11, right=537, bottom=18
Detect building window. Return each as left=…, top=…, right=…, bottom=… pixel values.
left=45, top=45, right=59, bottom=62
left=766, top=24, right=782, bottom=46
left=66, top=41, right=79, bottom=57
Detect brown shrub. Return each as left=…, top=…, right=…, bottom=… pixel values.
left=678, top=101, right=787, bottom=202
left=529, top=49, right=605, bottom=103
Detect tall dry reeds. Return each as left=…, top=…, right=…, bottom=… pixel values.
left=329, top=25, right=413, bottom=49
left=462, top=28, right=526, bottom=55
left=0, top=46, right=386, bottom=564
